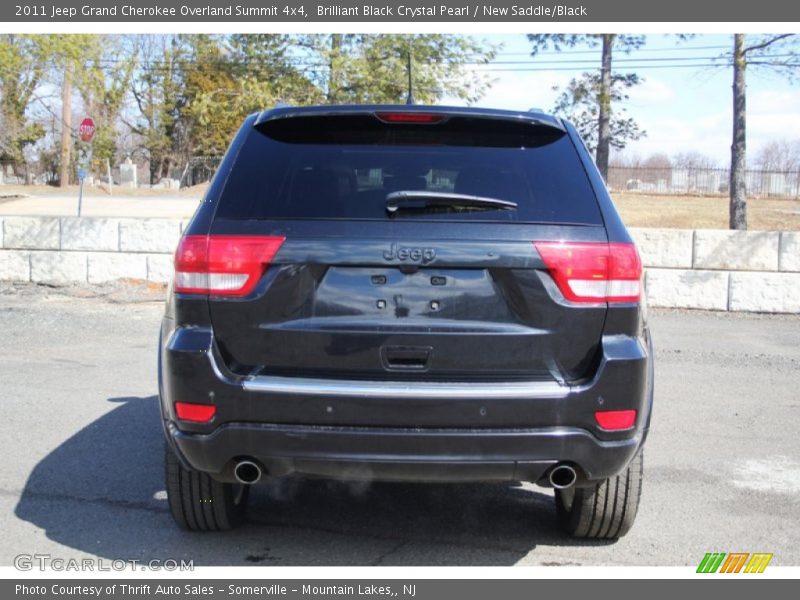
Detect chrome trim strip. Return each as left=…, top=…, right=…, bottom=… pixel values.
left=242, top=376, right=568, bottom=399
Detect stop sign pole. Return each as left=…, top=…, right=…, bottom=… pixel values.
left=77, top=117, right=95, bottom=216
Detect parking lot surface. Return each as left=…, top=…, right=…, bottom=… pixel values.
left=1, top=283, right=799, bottom=566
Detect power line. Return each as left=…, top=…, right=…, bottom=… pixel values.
left=486, top=54, right=796, bottom=65
left=78, top=52, right=797, bottom=73
left=87, top=61, right=744, bottom=75
left=488, top=44, right=733, bottom=56
left=90, top=53, right=744, bottom=66
left=476, top=64, right=733, bottom=72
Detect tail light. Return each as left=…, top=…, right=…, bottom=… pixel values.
left=175, top=402, right=216, bottom=423
left=174, top=235, right=285, bottom=297
left=595, top=409, right=637, bottom=431
left=534, top=241, right=642, bottom=303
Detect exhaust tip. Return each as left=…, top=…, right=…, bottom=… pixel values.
left=549, top=464, right=577, bottom=489
left=234, top=460, right=262, bottom=485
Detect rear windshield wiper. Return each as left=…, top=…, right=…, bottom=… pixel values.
left=385, top=191, right=518, bottom=215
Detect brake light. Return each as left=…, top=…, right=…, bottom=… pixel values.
left=175, top=402, right=216, bottom=423
left=174, top=235, right=285, bottom=297
left=533, top=241, right=642, bottom=303
left=595, top=409, right=637, bottom=431
left=375, top=112, right=445, bottom=124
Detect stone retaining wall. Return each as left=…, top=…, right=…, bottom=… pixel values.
left=0, top=216, right=180, bottom=286
left=629, top=228, right=800, bottom=313
left=0, top=217, right=798, bottom=313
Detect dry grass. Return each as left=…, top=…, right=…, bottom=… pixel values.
left=613, top=192, right=800, bottom=231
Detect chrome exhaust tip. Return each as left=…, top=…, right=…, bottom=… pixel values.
left=233, top=460, right=262, bottom=485
left=548, top=464, right=578, bottom=489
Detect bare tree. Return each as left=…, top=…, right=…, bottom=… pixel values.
left=672, top=152, right=719, bottom=170
left=641, top=153, right=672, bottom=170
left=609, top=152, right=642, bottom=169
left=0, top=35, right=47, bottom=178
left=754, top=139, right=800, bottom=172
left=122, top=35, right=186, bottom=184
left=726, top=34, right=799, bottom=229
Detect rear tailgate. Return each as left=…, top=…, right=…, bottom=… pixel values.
left=205, top=221, right=607, bottom=383
left=198, top=108, right=610, bottom=385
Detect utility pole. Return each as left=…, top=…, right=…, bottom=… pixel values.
left=59, top=64, right=72, bottom=188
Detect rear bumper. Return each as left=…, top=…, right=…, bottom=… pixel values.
left=168, top=421, right=641, bottom=484
left=160, top=325, right=653, bottom=484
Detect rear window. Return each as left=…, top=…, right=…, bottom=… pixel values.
left=216, top=115, right=602, bottom=225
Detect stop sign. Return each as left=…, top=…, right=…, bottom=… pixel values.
left=78, top=117, right=95, bottom=143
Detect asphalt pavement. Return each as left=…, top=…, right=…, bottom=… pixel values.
left=1, top=282, right=799, bottom=566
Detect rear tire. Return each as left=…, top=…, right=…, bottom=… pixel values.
left=554, top=450, right=643, bottom=539
left=164, top=442, right=249, bottom=531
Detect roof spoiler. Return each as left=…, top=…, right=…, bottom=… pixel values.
left=254, top=105, right=565, bottom=132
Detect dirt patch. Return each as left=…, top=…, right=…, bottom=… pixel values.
left=180, top=182, right=209, bottom=196
left=0, top=279, right=167, bottom=304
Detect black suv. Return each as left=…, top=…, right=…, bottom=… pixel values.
left=159, top=105, right=653, bottom=539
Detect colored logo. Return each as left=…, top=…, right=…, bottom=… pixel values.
left=697, top=552, right=773, bottom=573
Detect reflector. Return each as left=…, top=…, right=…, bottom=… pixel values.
left=595, top=409, right=637, bottom=430
left=175, top=402, right=216, bottom=423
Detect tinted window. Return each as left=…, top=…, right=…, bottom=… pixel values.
left=216, top=120, right=602, bottom=225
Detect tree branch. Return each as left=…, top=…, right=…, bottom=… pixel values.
left=743, top=33, right=794, bottom=55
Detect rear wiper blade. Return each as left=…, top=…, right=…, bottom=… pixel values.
left=385, top=191, right=518, bottom=214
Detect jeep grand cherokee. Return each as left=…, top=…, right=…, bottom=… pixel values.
left=159, top=105, right=654, bottom=539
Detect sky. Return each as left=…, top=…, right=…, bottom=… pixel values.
left=443, top=34, right=800, bottom=166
